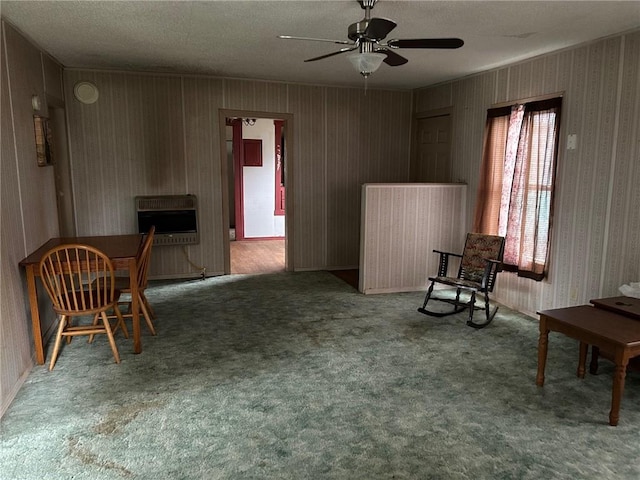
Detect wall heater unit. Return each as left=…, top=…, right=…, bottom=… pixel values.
left=136, top=195, right=199, bottom=246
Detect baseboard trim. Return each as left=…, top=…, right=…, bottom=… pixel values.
left=149, top=272, right=225, bottom=280
left=0, top=363, right=33, bottom=420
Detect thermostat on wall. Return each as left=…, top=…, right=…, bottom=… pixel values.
left=73, top=81, right=99, bottom=104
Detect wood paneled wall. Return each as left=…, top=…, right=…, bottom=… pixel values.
left=3, top=19, right=637, bottom=420
left=359, top=184, right=466, bottom=294
left=63, top=71, right=413, bottom=277
left=1, top=22, right=63, bottom=417
left=414, top=30, right=640, bottom=316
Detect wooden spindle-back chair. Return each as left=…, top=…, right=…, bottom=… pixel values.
left=39, top=244, right=124, bottom=370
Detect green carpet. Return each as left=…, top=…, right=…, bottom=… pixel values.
left=1, top=271, right=639, bottom=479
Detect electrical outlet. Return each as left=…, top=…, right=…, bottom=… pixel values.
left=567, top=134, right=577, bottom=150
left=570, top=288, right=578, bottom=301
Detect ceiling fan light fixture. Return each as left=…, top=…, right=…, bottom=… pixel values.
left=348, top=51, right=386, bottom=77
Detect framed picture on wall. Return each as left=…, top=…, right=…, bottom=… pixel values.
left=33, top=114, right=54, bottom=166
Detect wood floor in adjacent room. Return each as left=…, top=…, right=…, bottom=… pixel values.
left=229, top=238, right=359, bottom=290
left=230, top=239, right=285, bottom=274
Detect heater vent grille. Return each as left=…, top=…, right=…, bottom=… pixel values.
left=135, top=195, right=199, bottom=246
left=136, top=195, right=197, bottom=211
left=153, top=232, right=199, bottom=246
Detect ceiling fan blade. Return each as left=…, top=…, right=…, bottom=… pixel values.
left=364, top=17, right=397, bottom=40
left=304, top=46, right=358, bottom=63
left=379, top=49, right=408, bottom=66
left=278, top=35, right=352, bottom=45
left=387, top=38, right=464, bottom=49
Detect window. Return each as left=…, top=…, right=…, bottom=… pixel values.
left=473, top=97, right=562, bottom=281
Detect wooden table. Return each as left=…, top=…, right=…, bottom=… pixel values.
left=537, top=305, right=640, bottom=426
left=588, top=296, right=640, bottom=374
left=19, top=234, right=143, bottom=365
left=590, top=296, right=640, bottom=320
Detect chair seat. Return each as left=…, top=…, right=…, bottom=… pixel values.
left=428, top=276, right=482, bottom=291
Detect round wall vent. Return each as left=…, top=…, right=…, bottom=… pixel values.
left=73, top=81, right=99, bottom=104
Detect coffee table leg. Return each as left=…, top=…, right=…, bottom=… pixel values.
left=609, top=353, right=628, bottom=426
left=536, top=316, right=549, bottom=387
left=589, top=346, right=600, bottom=375
left=577, top=342, right=588, bottom=378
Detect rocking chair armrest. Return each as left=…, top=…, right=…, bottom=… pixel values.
left=432, top=250, right=462, bottom=277
left=432, top=249, right=462, bottom=258
left=481, top=258, right=503, bottom=290
left=485, top=258, right=503, bottom=268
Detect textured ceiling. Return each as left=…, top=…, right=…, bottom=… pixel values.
left=2, top=0, right=639, bottom=90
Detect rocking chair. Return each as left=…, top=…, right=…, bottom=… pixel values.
left=418, top=233, right=505, bottom=329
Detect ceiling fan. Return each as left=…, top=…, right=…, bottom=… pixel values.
left=278, top=0, right=464, bottom=78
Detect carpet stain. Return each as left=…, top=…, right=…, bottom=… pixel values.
left=402, top=321, right=430, bottom=341
left=293, top=321, right=326, bottom=346
left=67, top=436, right=133, bottom=478
left=345, top=325, right=373, bottom=337
left=93, top=400, right=165, bottom=436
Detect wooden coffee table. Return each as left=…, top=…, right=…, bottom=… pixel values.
left=590, top=296, right=640, bottom=320
left=537, top=305, right=640, bottom=426
left=588, top=296, right=640, bottom=374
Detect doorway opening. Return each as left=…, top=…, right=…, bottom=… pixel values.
left=220, top=111, right=293, bottom=275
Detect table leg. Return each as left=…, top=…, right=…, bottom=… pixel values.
left=609, top=351, right=628, bottom=426
left=536, top=317, right=549, bottom=387
left=26, top=265, right=45, bottom=365
left=129, top=258, right=141, bottom=354
left=589, top=346, right=600, bottom=375
left=577, top=342, right=588, bottom=378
